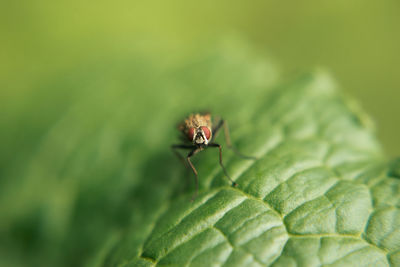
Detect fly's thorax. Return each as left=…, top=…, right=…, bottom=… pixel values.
left=184, top=113, right=212, bottom=129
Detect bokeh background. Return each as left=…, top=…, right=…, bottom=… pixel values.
left=1, top=1, right=399, bottom=267
left=2, top=1, right=399, bottom=155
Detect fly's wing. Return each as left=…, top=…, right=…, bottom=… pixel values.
left=178, top=121, right=185, bottom=132
left=177, top=118, right=192, bottom=144
left=212, top=115, right=222, bottom=133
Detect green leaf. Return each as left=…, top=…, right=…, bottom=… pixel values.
left=90, top=43, right=399, bottom=267
left=1, top=40, right=399, bottom=267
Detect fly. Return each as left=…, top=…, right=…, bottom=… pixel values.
left=172, top=112, right=256, bottom=200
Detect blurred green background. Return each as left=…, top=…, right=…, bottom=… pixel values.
left=1, top=1, right=399, bottom=155
left=1, top=1, right=399, bottom=266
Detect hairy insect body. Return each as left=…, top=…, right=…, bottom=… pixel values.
left=179, top=113, right=212, bottom=145
left=172, top=112, right=255, bottom=200
left=180, top=113, right=212, bottom=132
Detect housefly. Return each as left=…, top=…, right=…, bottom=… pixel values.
left=172, top=112, right=256, bottom=200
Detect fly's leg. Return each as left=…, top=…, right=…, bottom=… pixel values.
left=208, top=143, right=238, bottom=187
left=172, top=144, right=196, bottom=194
left=212, top=119, right=257, bottom=160
left=187, top=147, right=201, bottom=201
left=171, top=144, right=195, bottom=166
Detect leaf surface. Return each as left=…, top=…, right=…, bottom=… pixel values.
left=93, top=44, right=399, bottom=267
left=1, top=41, right=398, bottom=267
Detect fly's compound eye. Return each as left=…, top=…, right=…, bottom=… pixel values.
left=201, top=126, right=211, bottom=140
left=188, top=127, right=195, bottom=141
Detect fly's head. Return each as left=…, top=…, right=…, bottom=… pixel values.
left=179, top=113, right=213, bottom=146
left=188, top=126, right=211, bottom=146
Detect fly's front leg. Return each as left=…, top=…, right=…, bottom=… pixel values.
left=208, top=143, right=238, bottom=187
left=171, top=144, right=195, bottom=167
left=187, top=147, right=201, bottom=201
left=212, top=119, right=257, bottom=160
left=172, top=144, right=196, bottom=193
